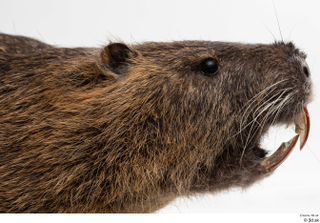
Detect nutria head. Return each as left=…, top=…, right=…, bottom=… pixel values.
left=0, top=34, right=312, bottom=212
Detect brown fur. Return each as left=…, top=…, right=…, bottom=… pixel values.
left=0, top=33, right=312, bottom=212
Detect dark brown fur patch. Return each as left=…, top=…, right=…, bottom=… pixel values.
left=0, top=34, right=312, bottom=212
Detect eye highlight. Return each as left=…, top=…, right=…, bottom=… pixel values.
left=200, top=58, right=219, bottom=76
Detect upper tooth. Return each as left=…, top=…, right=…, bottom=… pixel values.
left=294, top=110, right=307, bottom=148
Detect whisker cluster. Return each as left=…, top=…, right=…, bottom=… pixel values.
left=231, top=79, right=298, bottom=162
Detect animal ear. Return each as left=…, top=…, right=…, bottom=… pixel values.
left=98, top=42, right=137, bottom=76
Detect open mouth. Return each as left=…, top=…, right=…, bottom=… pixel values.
left=256, top=108, right=310, bottom=172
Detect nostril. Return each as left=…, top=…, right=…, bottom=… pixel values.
left=303, top=66, right=310, bottom=78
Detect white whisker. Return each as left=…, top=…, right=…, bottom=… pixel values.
left=269, top=91, right=297, bottom=127
left=232, top=79, right=288, bottom=139
left=236, top=87, right=291, bottom=139
left=240, top=88, right=295, bottom=162
left=306, top=145, right=320, bottom=166
left=225, top=77, right=298, bottom=165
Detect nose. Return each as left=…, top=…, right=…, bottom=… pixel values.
left=303, top=66, right=310, bottom=78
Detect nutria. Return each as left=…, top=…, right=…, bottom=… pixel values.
left=0, top=33, right=312, bottom=213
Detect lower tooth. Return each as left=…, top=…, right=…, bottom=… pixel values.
left=257, top=135, right=299, bottom=172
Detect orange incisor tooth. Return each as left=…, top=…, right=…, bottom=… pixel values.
left=295, top=108, right=310, bottom=150
left=257, top=107, right=310, bottom=172
left=257, top=135, right=298, bottom=172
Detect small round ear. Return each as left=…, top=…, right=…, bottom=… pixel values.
left=98, top=42, right=137, bottom=76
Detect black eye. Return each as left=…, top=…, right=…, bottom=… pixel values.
left=303, top=66, right=309, bottom=78
left=200, top=58, right=219, bottom=76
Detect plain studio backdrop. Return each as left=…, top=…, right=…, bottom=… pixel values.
left=0, top=0, right=319, bottom=215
